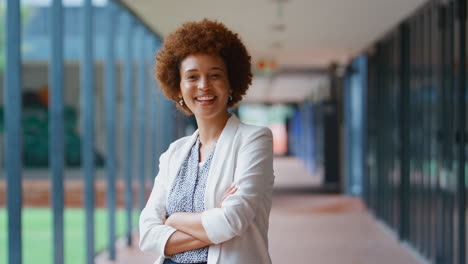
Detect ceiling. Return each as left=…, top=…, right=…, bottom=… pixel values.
left=120, top=0, right=427, bottom=103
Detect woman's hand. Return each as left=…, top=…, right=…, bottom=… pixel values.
left=162, top=183, right=238, bottom=246
left=218, top=183, right=238, bottom=208
left=164, top=212, right=211, bottom=243
left=164, top=231, right=211, bottom=256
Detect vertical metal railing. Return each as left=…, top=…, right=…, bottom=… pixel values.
left=81, top=1, right=96, bottom=263
left=49, top=0, right=65, bottom=263
left=398, top=21, right=410, bottom=243
left=149, top=36, right=161, bottom=183
left=428, top=5, right=437, bottom=259
left=137, top=27, right=147, bottom=211
left=422, top=6, right=429, bottom=255
left=105, top=1, right=117, bottom=260
left=343, top=56, right=367, bottom=196
left=360, top=0, right=466, bottom=263
left=438, top=4, right=452, bottom=262
left=285, top=101, right=323, bottom=177
left=456, top=0, right=466, bottom=263
left=407, top=15, right=415, bottom=247
left=304, top=103, right=312, bottom=172
left=445, top=2, right=455, bottom=261
left=343, top=74, right=351, bottom=194
left=416, top=10, right=424, bottom=255
left=5, top=0, right=22, bottom=263
left=3, top=0, right=177, bottom=263
left=122, top=12, right=135, bottom=247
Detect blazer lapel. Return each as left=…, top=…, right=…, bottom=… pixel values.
left=167, top=130, right=199, bottom=189
left=204, top=114, right=240, bottom=209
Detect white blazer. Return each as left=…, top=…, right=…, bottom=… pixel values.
left=139, top=114, right=274, bottom=264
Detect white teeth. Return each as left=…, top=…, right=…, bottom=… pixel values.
left=197, top=96, right=215, bottom=101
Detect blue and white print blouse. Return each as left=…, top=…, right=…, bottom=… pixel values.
left=166, top=137, right=216, bottom=263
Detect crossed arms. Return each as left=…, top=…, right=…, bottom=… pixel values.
left=163, top=184, right=238, bottom=256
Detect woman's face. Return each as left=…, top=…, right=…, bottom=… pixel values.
left=179, top=53, right=231, bottom=120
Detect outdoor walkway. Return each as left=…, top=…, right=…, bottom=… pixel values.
left=95, top=157, right=423, bottom=264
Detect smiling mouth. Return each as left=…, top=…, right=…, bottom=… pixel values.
left=195, top=96, right=216, bottom=102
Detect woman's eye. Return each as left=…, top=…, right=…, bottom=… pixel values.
left=187, top=75, right=197, bottom=80
left=211, top=74, right=221, bottom=78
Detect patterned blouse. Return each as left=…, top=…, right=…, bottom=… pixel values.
left=166, top=137, right=216, bottom=263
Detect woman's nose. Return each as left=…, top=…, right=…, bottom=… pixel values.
left=198, top=76, right=209, bottom=90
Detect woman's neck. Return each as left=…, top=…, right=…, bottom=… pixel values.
left=195, top=112, right=231, bottom=145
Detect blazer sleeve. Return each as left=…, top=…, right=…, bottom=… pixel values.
left=139, top=150, right=177, bottom=257
left=201, top=127, right=274, bottom=244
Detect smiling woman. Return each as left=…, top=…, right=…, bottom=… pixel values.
left=139, top=19, right=275, bottom=264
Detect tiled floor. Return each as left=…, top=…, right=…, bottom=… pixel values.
left=95, top=157, right=423, bottom=264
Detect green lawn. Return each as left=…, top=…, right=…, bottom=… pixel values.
left=0, top=208, right=140, bottom=264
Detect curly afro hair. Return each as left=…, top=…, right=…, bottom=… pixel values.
left=155, top=19, right=252, bottom=114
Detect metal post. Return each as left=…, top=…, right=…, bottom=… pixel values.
left=156, top=78, right=165, bottom=167
left=309, top=104, right=317, bottom=174
left=123, top=13, right=135, bottom=246
left=304, top=103, right=310, bottom=171
left=308, top=103, right=314, bottom=172
left=375, top=42, right=384, bottom=220
left=422, top=10, right=429, bottom=256
left=437, top=5, right=449, bottom=262
left=104, top=0, right=117, bottom=260
left=81, top=0, right=95, bottom=263
left=399, top=22, right=410, bottom=242
left=446, top=3, right=455, bottom=261
left=456, top=0, right=466, bottom=263
left=5, top=0, right=22, bottom=263
left=160, top=97, right=168, bottom=156
left=415, top=14, right=423, bottom=251
left=408, top=18, right=416, bottom=245
left=305, top=105, right=309, bottom=168
left=170, top=103, right=177, bottom=142
left=168, top=102, right=176, bottom=143
left=343, top=72, right=351, bottom=194
left=381, top=41, right=389, bottom=223
left=137, top=27, right=147, bottom=210
left=359, top=56, right=367, bottom=198
left=149, top=37, right=158, bottom=181
left=49, top=0, right=64, bottom=263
